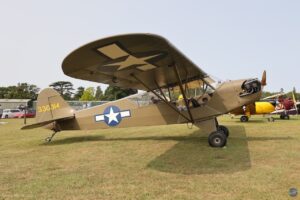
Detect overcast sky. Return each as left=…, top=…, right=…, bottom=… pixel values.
left=0, top=0, right=299, bottom=92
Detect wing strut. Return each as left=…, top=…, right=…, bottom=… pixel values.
left=131, top=74, right=191, bottom=122
left=172, top=63, right=195, bottom=123
left=202, top=77, right=215, bottom=90
left=154, top=80, right=168, bottom=102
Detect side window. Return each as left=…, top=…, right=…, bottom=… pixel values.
left=128, top=92, right=158, bottom=107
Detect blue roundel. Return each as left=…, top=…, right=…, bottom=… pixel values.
left=103, top=106, right=122, bottom=126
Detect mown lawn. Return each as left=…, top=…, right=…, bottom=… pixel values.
left=0, top=116, right=299, bottom=199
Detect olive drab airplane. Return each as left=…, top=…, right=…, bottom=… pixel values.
left=22, top=34, right=265, bottom=147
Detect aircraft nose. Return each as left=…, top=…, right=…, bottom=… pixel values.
left=239, top=78, right=262, bottom=97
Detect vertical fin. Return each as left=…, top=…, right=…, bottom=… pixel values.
left=36, top=88, right=74, bottom=123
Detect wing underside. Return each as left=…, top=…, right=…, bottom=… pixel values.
left=62, top=33, right=212, bottom=91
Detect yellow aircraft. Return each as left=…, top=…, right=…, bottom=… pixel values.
left=22, top=34, right=264, bottom=147
left=230, top=100, right=275, bottom=122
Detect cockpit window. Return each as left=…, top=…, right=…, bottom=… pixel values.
left=127, top=92, right=157, bottom=107
left=128, top=77, right=215, bottom=108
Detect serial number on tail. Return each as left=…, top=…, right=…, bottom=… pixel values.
left=37, top=103, right=60, bottom=113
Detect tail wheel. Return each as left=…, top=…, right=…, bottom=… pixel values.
left=208, top=131, right=227, bottom=148
left=240, top=115, right=249, bottom=122
left=218, top=125, right=229, bottom=137
left=268, top=117, right=275, bottom=122
left=280, top=114, right=290, bottom=120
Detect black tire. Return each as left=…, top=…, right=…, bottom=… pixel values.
left=286, top=115, right=290, bottom=120
left=240, top=115, right=248, bottom=122
left=208, top=131, right=227, bottom=148
left=280, top=114, right=285, bottom=119
left=5, top=115, right=8, bottom=119
left=218, top=125, right=229, bottom=137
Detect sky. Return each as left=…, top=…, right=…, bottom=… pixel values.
left=0, top=0, right=299, bottom=92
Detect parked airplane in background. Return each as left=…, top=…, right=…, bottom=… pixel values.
left=269, top=93, right=300, bottom=119
left=231, top=91, right=299, bottom=122
left=22, top=34, right=264, bottom=147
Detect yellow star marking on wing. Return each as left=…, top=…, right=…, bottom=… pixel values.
left=104, top=53, right=161, bottom=71
left=97, top=44, right=129, bottom=59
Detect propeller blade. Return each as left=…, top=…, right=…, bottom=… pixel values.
left=261, top=70, right=267, bottom=86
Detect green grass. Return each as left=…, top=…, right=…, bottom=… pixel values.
left=0, top=116, right=300, bottom=200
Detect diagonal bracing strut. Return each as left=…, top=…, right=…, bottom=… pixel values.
left=172, top=63, right=195, bottom=123
left=131, top=73, right=191, bottom=122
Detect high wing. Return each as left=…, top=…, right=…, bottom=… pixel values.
left=62, top=33, right=212, bottom=91
left=262, top=92, right=285, bottom=100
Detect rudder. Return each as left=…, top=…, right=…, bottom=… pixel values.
left=36, top=88, right=74, bottom=123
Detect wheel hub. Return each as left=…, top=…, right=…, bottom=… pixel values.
left=214, top=137, right=221, bottom=144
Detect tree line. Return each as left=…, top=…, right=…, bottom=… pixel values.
left=0, top=81, right=137, bottom=101
left=0, top=81, right=299, bottom=101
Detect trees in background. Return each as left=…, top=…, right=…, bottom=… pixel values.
left=49, top=81, right=74, bottom=100
left=95, top=86, right=104, bottom=100
left=0, top=82, right=136, bottom=101
left=102, top=86, right=137, bottom=101
left=0, top=83, right=40, bottom=99
left=76, top=85, right=136, bottom=101
left=73, top=86, right=85, bottom=100
left=80, top=87, right=95, bottom=101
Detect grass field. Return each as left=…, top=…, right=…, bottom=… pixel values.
left=0, top=116, right=300, bottom=200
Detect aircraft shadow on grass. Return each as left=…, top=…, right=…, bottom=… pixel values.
left=43, top=125, right=291, bottom=175
left=146, top=125, right=292, bottom=175
left=146, top=125, right=251, bottom=175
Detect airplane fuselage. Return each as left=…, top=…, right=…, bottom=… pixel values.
left=56, top=78, right=262, bottom=131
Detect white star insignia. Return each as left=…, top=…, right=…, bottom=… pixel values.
left=105, top=107, right=120, bottom=124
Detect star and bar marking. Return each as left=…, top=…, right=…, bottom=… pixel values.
left=97, top=43, right=162, bottom=71
left=95, top=105, right=131, bottom=127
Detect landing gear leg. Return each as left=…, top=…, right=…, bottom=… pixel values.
left=215, top=118, right=229, bottom=137
left=44, top=122, right=60, bottom=143
left=280, top=113, right=290, bottom=120
left=267, top=116, right=275, bottom=122
left=45, top=131, right=58, bottom=143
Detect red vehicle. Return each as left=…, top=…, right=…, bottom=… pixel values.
left=15, top=110, right=36, bottom=118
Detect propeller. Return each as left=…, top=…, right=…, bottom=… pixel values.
left=261, top=70, right=266, bottom=87
left=292, top=87, right=298, bottom=114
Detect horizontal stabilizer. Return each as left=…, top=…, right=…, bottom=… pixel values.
left=21, top=116, right=74, bottom=130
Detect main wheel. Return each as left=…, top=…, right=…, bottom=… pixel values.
left=218, top=125, right=229, bottom=137
left=208, top=131, right=227, bottom=148
left=280, top=114, right=285, bottom=119
left=240, top=115, right=248, bottom=122
left=285, top=115, right=290, bottom=120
